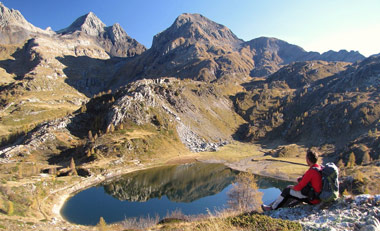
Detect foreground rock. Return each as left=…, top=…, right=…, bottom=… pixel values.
left=266, top=194, right=380, bottom=231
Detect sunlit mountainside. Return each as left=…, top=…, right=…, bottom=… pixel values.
left=0, top=1, right=379, bottom=230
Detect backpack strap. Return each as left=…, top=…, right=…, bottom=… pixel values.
left=311, top=166, right=322, bottom=175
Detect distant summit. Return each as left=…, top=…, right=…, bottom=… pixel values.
left=57, top=12, right=146, bottom=57
left=0, top=2, right=53, bottom=44
left=243, top=37, right=365, bottom=76
left=152, top=13, right=243, bottom=50
left=57, top=12, right=106, bottom=36
left=319, top=49, right=365, bottom=63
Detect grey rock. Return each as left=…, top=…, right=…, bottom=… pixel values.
left=359, top=217, right=380, bottom=231
left=0, top=2, right=54, bottom=44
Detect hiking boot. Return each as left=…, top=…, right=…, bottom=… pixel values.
left=261, top=204, right=273, bottom=211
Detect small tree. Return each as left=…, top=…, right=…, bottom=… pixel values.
left=337, top=159, right=345, bottom=169
left=7, top=201, right=14, bottom=216
left=342, top=189, right=350, bottom=196
left=80, top=104, right=87, bottom=113
left=88, top=130, right=94, bottom=141
left=228, top=172, right=263, bottom=213
left=362, top=152, right=371, bottom=165
left=86, top=149, right=92, bottom=158
left=97, top=217, right=107, bottom=231
left=347, top=152, right=356, bottom=167
left=69, top=158, right=77, bottom=175
left=355, top=170, right=364, bottom=183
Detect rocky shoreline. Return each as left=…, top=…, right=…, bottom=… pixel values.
left=266, top=194, right=380, bottom=231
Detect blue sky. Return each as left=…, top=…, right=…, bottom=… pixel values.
left=2, top=0, right=380, bottom=56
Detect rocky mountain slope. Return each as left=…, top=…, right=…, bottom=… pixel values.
left=111, top=13, right=253, bottom=85
left=0, top=2, right=376, bottom=164
left=0, top=3, right=146, bottom=138
left=233, top=56, right=380, bottom=166
left=111, top=13, right=365, bottom=87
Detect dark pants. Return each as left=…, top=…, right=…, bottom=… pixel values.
left=271, top=185, right=317, bottom=209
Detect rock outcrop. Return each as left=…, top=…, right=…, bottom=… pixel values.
left=0, top=117, right=73, bottom=162
left=107, top=78, right=238, bottom=152
left=266, top=194, right=380, bottom=231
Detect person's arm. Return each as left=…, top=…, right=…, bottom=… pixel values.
left=293, top=169, right=312, bottom=191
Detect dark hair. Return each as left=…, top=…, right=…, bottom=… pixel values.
left=306, top=150, right=318, bottom=164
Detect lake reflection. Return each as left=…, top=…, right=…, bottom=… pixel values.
left=61, top=163, right=291, bottom=225
left=103, top=163, right=237, bottom=203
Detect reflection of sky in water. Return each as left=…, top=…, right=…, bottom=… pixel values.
left=259, top=187, right=282, bottom=204
left=62, top=184, right=283, bottom=226
left=61, top=185, right=233, bottom=226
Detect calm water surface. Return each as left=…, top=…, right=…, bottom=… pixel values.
left=61, top=163, right=291, bottom=225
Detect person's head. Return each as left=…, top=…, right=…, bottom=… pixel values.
left=306, top=149, right=319, bottom=166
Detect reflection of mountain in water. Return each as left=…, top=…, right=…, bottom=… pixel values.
left=255, top=176, right=292, bottom=190
left=103, top=163, right=238, bottom=202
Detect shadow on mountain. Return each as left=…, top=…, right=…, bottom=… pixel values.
left=56, top=55, right=126, bottom=97
left=0, top=39, right=41, bottom=79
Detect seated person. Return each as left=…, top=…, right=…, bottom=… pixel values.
left=262, top=150, right=322, bottom=211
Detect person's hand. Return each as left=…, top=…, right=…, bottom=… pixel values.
left=287, top=185, right=294, bottom=189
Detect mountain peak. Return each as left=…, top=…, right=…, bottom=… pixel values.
left=0, top=2, right=53, bottom=44
left=57, top=12, right=106, bottom=36
left=152, top=13, right=242, bottom=51
left=173, top=13, right=208, bottom=27
left=0, top=2, right=34, bottom=29
left=106, top=23, right=128, bottom=43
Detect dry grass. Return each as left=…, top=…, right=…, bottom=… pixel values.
left=198, top=142, right=263, bottom=162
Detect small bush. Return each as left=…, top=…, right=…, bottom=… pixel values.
left=228, top=172, right=263, bottom=213
left=97, top=217, right=107, bottom=231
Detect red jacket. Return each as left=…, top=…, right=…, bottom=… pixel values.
left=293, top=164, right=322, bottom=204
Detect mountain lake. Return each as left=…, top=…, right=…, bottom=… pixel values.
left=60, top=162, right=292, bottom=225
